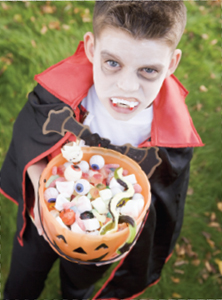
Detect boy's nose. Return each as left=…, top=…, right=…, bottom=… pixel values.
left=117, top=72, right=139, bottom=92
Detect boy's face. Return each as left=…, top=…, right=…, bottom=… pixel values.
left=84, top=27, right=181, bottom=121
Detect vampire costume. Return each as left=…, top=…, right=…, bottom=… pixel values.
left=0, top=42, right=203, bottom=299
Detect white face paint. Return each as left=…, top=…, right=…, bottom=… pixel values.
left=85, top=27, right=181, bottom=121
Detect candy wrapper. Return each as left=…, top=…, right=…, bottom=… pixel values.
left=38, top=143, right=151, bottom=264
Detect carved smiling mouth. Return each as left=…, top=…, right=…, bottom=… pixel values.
left=110, top=97, right=139, bottom=110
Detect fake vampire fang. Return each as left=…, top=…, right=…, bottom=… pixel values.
left=111, top=98, right=139, bottom=110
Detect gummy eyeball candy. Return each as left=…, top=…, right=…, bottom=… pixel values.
left=74, top=179, right=90, bottom=195
left=64, top=164, right=82, bottom=181
left=89, top=155, right=105, bottom=170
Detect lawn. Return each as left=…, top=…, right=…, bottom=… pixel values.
left=0, top=1, right=221, bottom=299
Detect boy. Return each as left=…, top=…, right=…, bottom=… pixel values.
left=0, top=1, right=203, bottom=299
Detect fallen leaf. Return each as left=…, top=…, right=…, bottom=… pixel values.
left=201, top=33, right=209, bottom=40
left=74, top=7, right=79, bottom=14
left=208, top=222, right=220, bottom=228
left=187, top=187, right=194, bottom=195
left=1, top=2, right=10, bottom=10
left=62, top=24, right=70, bottom=30
left=31, top=40, right=36, bottom=48
left=181, top=236, right=190, bottom=244
left=202, top=231, right=211, bottom=239
left=41, top=4, right=56, bottom=14
left=174, top=268, right=185, bottom=274
left=171, top=276, right=180, bottom=283
left=199, top=85, right=208, bottom=92
left=204, top=212, right=210, bottom=217
left=174, top=260, right=189, bottom=267
left=205, top=261, right=214, bottom=273
left=30, top=16, right=35, bottom=22
left=202, top=273, right=209, bottom=280
left=192, top=259, right=201, bottom=266
left=0, top=65, right=7, bottom=76
left=196, top=102, right=203, bottom=111
left=210, top=212, right=216, bottom=221
left=175, top=243, right=186, bottom=256
left=48, top=21, right=60, bottom=30
left=215, top=259, right=222, bottom=275
left=185, top=244, right=198, bottom=258
left=41, top=25, right=48, bottom=35
left=217, top=202, right=222, bottom=212
left=172, top=293, right=182, bottom=298
left=210, top=73, right=216, bottom=79
left=213, top=250, right=221, bottom=256
left=210, top=39, right=218, bottom=45
left=206, top=238, right=215, bottom=249
left=199, top=6, right=205, bottom=11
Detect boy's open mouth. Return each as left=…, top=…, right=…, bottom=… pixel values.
left=110, top=97, right=139, bottom=111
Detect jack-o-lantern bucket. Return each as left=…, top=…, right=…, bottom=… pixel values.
left=38, top=147, right=151, bottom=265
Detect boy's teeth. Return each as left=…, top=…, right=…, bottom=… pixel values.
left=111, top=98, right=139, bottom=109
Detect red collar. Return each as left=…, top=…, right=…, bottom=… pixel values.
left=35, top=42, right=203, bottom=148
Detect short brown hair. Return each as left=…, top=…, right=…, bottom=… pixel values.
left=93, top=1, right=187, bottom=48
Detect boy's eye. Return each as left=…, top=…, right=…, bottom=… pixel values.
left=143, top=68, right=155, bottom=74
left=106, top=60, right=120, bottom=68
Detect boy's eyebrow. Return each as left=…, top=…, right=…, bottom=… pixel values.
left=101, top=50, right=165, bottom=70
left=101, top=50, right=122, bottom=61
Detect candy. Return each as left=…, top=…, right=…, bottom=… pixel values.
left=74, top=179, right=90, bottom=195
left=64, top=164, right=82, bottom=181
left=91, top=197, right=108, bottom=214
left=55, top=194, right=70, bottom=211
left=61, top=141, right=83, bottom=162
left=77, top=160, right=89, bottom=173
left=56, top=181, right=75, bottom=197
left=60, top=209, right=76, bottom=226
left=44, top=187, right=59, bottom=202
left=89, top=155, right=105, bottom=170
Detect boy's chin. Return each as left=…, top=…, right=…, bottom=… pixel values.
left=108, top=110, right=137, bottom=121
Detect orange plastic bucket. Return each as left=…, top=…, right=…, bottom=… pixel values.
left=38, top=147, right=151, bottom=264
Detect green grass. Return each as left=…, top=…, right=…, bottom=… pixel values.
left=0, top=1, right=221, bottom=299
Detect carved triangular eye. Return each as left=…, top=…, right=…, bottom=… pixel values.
left=94, top=243, right=108, bottom=251
left=73, top=247, right=87, bottom=254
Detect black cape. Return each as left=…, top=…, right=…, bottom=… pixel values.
left=0, top=83, right=194, bottom=299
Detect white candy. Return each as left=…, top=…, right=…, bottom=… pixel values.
left=110, top=186, right=123, bottom=196
left=99, top=189, right=112, bottom=201
left=61, top=142, right=83, bottom=163
left=132, top=193, right=144, bottom=200
left=109, top=177, right=125, bottom=191
left=44, top=187, right=59, bottom=201
left=56, top=181, right=75, bottom=197
left=75, top=196, right=92, bottom=213
left=55, top=194, right=70, bottom=211
left=82, top=218, right=100, bottom=231
left=71, top=222, right=85, bottom=234
left=64, top=164, right=82, bottom=181
left=56, top=216, right=69, bottom=229
left=123, top=174, right=137, bottom=185
left=89, top=155, right=105, bottom=170
left=77, top=160, right=89, bottom=173
left=91, top=197, right=108, bottom=214
left=120, top=198, right=144, bottom=219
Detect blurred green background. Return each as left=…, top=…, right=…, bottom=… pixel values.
left=0, top=1, right=221, bottom=299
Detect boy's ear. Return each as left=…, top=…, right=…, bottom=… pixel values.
left=84, top=32, right=95, bottom=64
left=166, top=49, right=182, bottom=77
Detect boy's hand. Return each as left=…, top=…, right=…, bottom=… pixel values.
left=27, top=159, right=48, bottom=236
